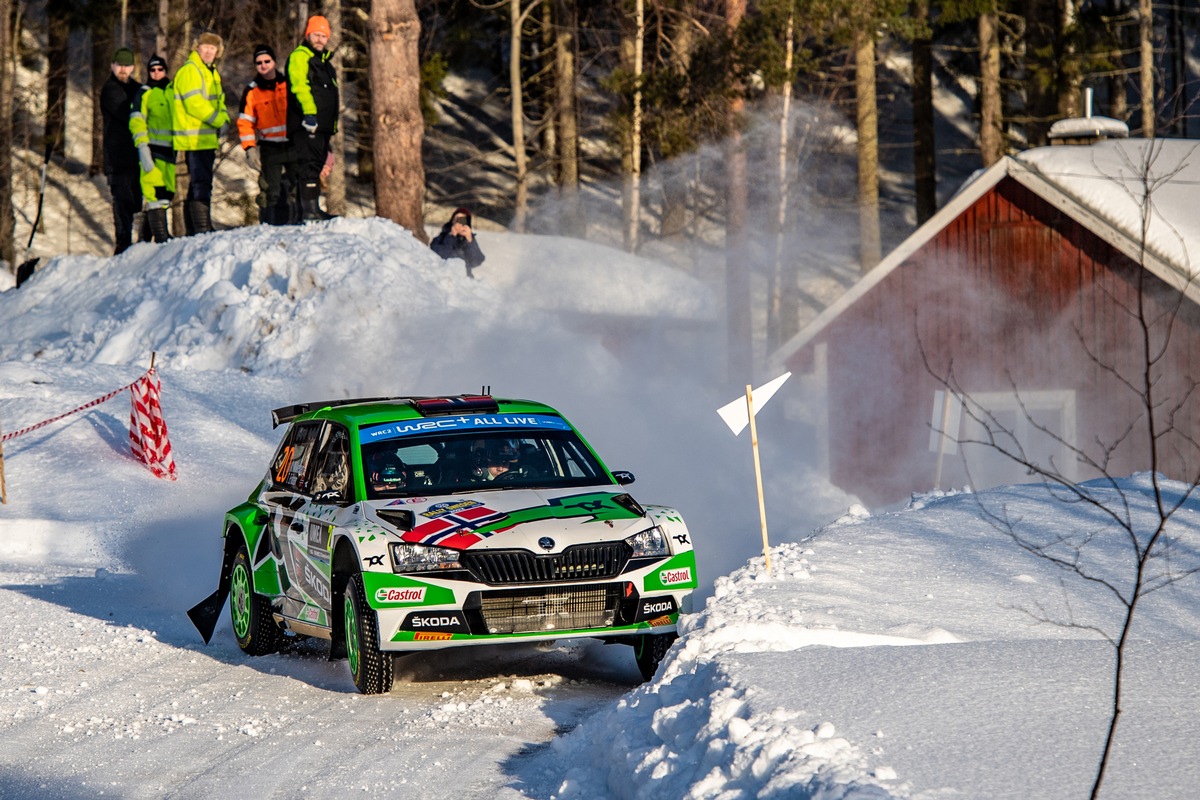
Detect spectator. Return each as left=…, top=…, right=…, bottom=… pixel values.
left=286, top=15, right=338, bottom=222
left=173, top=31, right=230, bottom=235
left=431, top=208, right=486, bottom=278
left=238, top=44, right=293, bottom=224
left=129, top=54, right=175, bottom=242
left=99, top=46, right=141, bottom=254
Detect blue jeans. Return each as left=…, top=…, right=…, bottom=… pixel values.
left=185, top=149, right=216, bottom=202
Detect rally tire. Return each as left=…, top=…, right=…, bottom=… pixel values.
left=229, top=544, right=283, bottom=656
left=634, top=632, right=677, bottom=682
left=344, top=573, right=394, bottom=695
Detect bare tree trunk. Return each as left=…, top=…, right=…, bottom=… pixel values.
left=1056, top=0, right=1082, bottom=118
left=326, top=0, right=346, bottom=216
left=767, top=13, right=794, bottom=352
left=855, top=13, right=881, bottom=272
left=165, top=0, right=190, bottom=236
left=510, top=0, right=535, bottom=232
left=90, top=27, right=112, bottom=177
left=370, top=0, right=426, bottom=241
left=156, top=0, right=168, bottom=55
left=46, top=1, right=69, bottom=159
left=660, top=12, right=693, bottom=239
left=554, top=0, right=582, bottom=236
left=1139, top=0, right=1154, bottom=136
left=912, top=0, right=935, bottom=224
left=979, top=11, right=1004, bottom=166
left=623, top=0, right=643, bottom=252
left=0, top=0, right=15, bottom=270
left=725, top=0, right=751, bottom=383
left=1108, top=0, right=1129, bottom=122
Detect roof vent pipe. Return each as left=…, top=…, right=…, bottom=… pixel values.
left=1085, top=87, right=1093, bottom=119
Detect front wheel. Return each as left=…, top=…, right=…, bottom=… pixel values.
left=634, top=632, right=677, bottom=681
left=344, top=573, right=394, bottom=694
left=229, top=543, right=283, bottom=656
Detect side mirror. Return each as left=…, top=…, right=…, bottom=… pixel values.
left=612, top=470, right=635, bottom=486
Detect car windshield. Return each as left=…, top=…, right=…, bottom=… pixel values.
left=360, top=428, right=609, bottom=500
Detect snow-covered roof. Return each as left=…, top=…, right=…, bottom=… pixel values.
left=770, top=138, right=1200, bottom=372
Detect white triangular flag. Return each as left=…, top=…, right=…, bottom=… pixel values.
left=717, top=372, right=791, bottom=435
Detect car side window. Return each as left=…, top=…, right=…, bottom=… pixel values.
left=311, top=424, right=352, bottom=503
left=269, top=422, right=323, bottom=494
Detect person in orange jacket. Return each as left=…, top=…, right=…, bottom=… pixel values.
left=238, top=44, right=293, bottom=224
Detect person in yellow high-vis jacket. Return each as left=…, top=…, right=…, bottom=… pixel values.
left=172, top=31, right=229, bottom=235
left=129, top=54, right=175, bottom=243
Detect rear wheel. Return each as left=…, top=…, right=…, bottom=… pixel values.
left=229, top=543, right=283, bottom=656
left=344, top=573, right=394, bottom=694
left=634, top=632, right=677, bottom=681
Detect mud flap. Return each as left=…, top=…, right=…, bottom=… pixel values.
left=187, top=567, right=232, bottom=644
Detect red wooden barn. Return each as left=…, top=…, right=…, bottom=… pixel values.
left=769, top=138, right=1200, bottom=506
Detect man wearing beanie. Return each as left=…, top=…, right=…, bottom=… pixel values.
left=99, top=46, right=141, bottom=254
left=129, top=55, right=175, bottom=242
left=238, top=44, right=293, bottom=224
left=172, top=31, right=230, bottom=234
left=286, top=15, right=338, bottom=221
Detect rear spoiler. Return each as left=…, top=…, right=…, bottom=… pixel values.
left=270, top=394, right=502, bottom=428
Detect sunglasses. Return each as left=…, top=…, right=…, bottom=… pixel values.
left=255, top=59, right=273, bottom=65
left=150, top=66, right=166, bottom=72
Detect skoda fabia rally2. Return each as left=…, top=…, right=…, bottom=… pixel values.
left=189, top=394, right=697, bottom=694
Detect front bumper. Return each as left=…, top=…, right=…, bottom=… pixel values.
left=363, top=551, right=697, bottom=651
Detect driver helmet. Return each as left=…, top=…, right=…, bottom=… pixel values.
left=370, top=452, right=407, bottom=488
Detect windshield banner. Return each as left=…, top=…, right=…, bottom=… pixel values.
left=360, top=413, right=572, bottom=444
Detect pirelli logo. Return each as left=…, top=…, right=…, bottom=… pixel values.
left=414, top=631, right=453, bottom=641
left=647, top=615, right=673, bottom=627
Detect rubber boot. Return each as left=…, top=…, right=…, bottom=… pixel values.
left=146, top=208, right=170, bottom=243
left=258, top=205, right=275, bottom=226
left=188, top=200, right=214, bottom=233
left=300, top=182, right=325, bottom=222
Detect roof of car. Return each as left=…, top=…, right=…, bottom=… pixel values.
left=271, top=395, right=562, bottom=429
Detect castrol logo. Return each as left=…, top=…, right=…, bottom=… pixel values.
left=375, top=587, right=426, bottom=603
left=659, top=568, right=692, bottom=586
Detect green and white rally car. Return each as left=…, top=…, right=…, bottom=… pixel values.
left=189, top=394, right=697, bottom=694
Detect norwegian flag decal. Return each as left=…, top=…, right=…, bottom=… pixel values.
left=401, top=502, right=508, bottom=549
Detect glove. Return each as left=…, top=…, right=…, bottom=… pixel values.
left=302, top=114, right=318, bottom=135
left=320, top=150, right=334, bottom=179
left=246, top=147, right=261, bottom=171
left=137, top=144, right=156, bottom=174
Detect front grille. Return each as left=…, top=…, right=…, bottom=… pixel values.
left=472, top=584, right=622, bottom=634
left=461, top=543, right=630, bottom=585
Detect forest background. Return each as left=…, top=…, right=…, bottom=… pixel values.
left=0, top=0, right=1196, bottom=373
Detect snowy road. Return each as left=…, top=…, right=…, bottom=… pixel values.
left=0, top=564, right=640, bottom=799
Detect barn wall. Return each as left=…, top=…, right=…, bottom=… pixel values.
left=813, top=177, right=1200, bottom=505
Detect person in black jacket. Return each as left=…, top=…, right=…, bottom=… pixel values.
left=100, top=46, right=141, bottom=254
left=286, top=15, right=338, bottom=221
left=431, top=208, right=486, bottom=278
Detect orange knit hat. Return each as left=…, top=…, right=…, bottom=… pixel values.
left=305, top=15, right=331, bottom=38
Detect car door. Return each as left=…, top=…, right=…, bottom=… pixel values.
left=262, top=420, right=325, bottom=620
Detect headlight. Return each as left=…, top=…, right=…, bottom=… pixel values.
left=389, top=543, right=462, bottom=573
left=626, top=527, right=670, bottom=558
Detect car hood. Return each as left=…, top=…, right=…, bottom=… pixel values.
left=366, top=487, right=651, bottom=553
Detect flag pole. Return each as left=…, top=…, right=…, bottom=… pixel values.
left=0, top=414, right=7, bottom=505
left=746, top=384, right=771, bottom=576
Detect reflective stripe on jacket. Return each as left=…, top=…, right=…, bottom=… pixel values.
left=286, top=41, right=338, bottom=136
left=172, top=51, right=229, bottom=151
left=237, top=74, right=289, bottom=148
left=130, top=82, right=175, bottom=159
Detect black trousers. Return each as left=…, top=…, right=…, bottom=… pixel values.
left=108, top=172, right=140, bottom=255
left=258, top=141, right=294, bottom=223
left=291, top=131, right=329, bottom=186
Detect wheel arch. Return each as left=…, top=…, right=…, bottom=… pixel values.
left=327, top=533, right=361, bottom=660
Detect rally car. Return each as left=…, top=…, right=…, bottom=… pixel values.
left=189, top=394, right=697, bottom=694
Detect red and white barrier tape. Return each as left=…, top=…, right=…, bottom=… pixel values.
left=1, top=372, right=149, bottom=443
